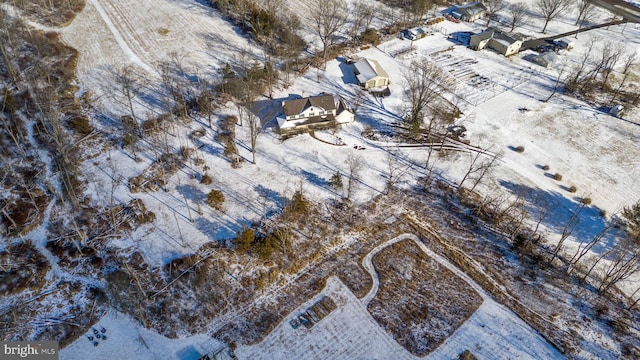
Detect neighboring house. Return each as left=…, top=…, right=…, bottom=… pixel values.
left=277, top=94, right=354, bottom=136
left=402, top=27, right=429, bottom=41
left=470, top=28, right=524, bottom=56
left=353, top=58, right=390, bottom=89
left=531, top=51, right=558, bottom=68
left=451, top=2, right=487, bottom=22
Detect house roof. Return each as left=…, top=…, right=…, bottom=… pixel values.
left=472, top=28, right=523, bottom=45
left=455, top=2, right=487, bottom=17
left=471, top=28, right=495, bottom=42
left=493, top=32, right=522, bottom=46
left=282, top=94, right=336, bottom=116
left=354, top=58, right=389, bottom=83
left=408, top=27, right=425, bottom=36
left=533, top=51, right=558, bottom=65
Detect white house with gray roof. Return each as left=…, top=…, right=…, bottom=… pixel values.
left=277, top=94, right=354, bottom=136
left=470, top=28, right=525, bottom=56
left=451, top=2, right=487, bottom=22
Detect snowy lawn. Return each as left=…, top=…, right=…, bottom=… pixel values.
left=60, top=311, right=229, bottom=360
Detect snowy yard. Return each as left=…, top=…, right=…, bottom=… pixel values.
left=60, top=312, right=230, bottom=360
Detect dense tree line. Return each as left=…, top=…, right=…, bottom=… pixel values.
left=204, top=0, right=305, bottom=56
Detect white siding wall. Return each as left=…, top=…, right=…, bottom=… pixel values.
left=286, top=106, right=335, bottom=121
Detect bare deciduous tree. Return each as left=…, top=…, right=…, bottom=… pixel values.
left=567, top=218, right=615, bottom=275
left=196, top=79, right=216, bottom=128
left=564, top=39, right=596, bottom=92
left=552, top=202, right=585, bottom=263
left=484, top=0, right=508, bottom=27
left=574, top=0, right=595, bottom=27
left=459, top=148, right=497, bottom=191
left=310, top=0, right=348, bottom=66
left=350, top=0, right=375, bottom=43
left=404, top=60, right=454, bottom=134
left=611, top=51, right=638, bottom=102
left=408, top=0, right=431, bottom=25
left=597, top=42, right=625, bottom=91
left=115, top=65, right=139, bottom=122
left=597, top=239, right=640, bottom=294
left=544, top=62, right=568, bottom=102
left=469, top=151, right=499, bottom=192
left=384, top=146, right=409, bottom=194
left=535, top=0, right=570, bottom=33
left=247, top=104, right=260, bottom=164
left=507, top=2, right=529, bottom=32
left=345, top=154, right=363, bottom=202
left=262, top=59, right=278, bottom=99
left=530, top=201, right=550, bottom=244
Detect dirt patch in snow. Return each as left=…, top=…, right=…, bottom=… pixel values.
left=367, top=239, right=482, bottom=356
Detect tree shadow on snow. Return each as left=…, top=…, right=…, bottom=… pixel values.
left=498, top=180, right=624, bottom=254
left=255, top=184, right=286, bottom=213
left=194, top=217, right=239, bottom=243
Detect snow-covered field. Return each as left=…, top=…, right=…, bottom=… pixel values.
left=60, top=312, right=229, bottom=360
left=62, top=0, right=263, bottom=113
left=45, top=0, right=640, bottom=357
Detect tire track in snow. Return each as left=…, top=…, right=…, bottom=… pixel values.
left=87, top=0, right=155, bottom=73
left=101, top=0, right=157, bottom=69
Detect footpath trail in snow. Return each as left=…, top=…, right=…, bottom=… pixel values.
left=361, top=233, right=489, bottom=306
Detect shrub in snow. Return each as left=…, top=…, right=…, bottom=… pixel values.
left=328, top=171, right=343, bottom=190
left=515, top=146, right=525, bottom=153
left=542, top=165, right=550, bottom=171
left=568, top=185, right=577, bottom=193
left=360, top=28, right=380, bottom=45
left=622, top=201, right=640, bottom=241
left=200, top=174, right=212, bottom=185
left=289, top=190, right=309, bottom=216
left=553, top=173, right=562, bottom=181
left=235, top=228, right=255, bottom=253
left=69, top=115, right=93, bottom=135
left=581, top=197, right=592, bottom=205
left=459, top=350, right=478, bottom=360
left=207, top=189, right=225, bottom=210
